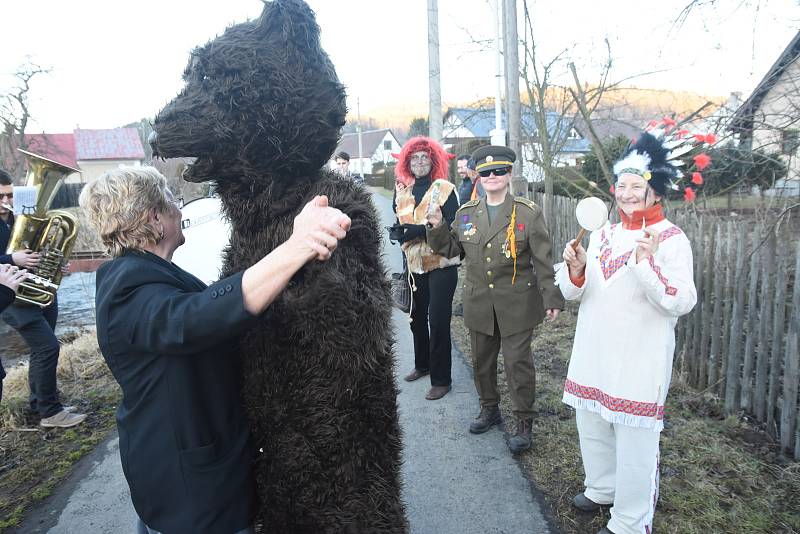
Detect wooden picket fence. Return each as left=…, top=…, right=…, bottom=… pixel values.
left=532, top=192, right=800, bottom=459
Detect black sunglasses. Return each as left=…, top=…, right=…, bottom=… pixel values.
left=478, top=168, right=510, bottom=178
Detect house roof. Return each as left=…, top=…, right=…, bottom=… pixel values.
left=443, top=107, right=591, bottom=153
left=335, top=129, right=397, bottom=159
left=74, top=128, right=145, bottom=160
left=575, top=117, right=640, bottom=143
left=729, top=30, right=800, bottom=132
left=24, top=133, right=79, bottom=169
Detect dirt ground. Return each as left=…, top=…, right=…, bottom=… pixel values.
left=1, top=281, right=799, bottom=533
left=0, top=330, right=120, bottom=532
left=449, top=265, right=800, bottom=534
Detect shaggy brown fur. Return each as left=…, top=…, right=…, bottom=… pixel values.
left=150, top=1, right=406, bottom=532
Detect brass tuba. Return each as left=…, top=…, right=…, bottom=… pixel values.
left=6, top=149, right=79, bottom=307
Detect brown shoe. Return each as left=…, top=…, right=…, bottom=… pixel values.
left=508, top=417, right=533, bottom=453
left=425, top=385, right=451, bottom=400
left=469, top=405, right=502, bottom=434
left=40, top=409, right=87, bottom=428
left=404, top=368, right=430, bottom=382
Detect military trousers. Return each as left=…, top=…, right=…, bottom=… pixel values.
left=469, top=311, right=535, bottom=417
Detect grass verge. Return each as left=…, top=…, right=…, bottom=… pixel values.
left=449, top=266, right=800, bottom=534
left=0, top=330, right=120, bottom=533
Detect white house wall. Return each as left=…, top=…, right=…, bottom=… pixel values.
left=751, top=58, right=800, bottom=181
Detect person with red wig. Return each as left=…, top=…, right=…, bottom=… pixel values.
left=392, top=136, right=459, bottom=401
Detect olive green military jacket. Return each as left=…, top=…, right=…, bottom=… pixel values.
left=427, top=194, right=564, bottom=337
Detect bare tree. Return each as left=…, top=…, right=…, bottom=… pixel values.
left=0, top=58, right=51, bottom=179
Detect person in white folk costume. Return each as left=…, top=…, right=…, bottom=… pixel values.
left=557, top=118, right=714, bottom=534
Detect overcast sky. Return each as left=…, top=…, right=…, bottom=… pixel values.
left=2, top=0, right=798, bottom=133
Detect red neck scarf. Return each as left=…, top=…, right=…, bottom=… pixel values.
left=618, top=204, right=665, bottom=230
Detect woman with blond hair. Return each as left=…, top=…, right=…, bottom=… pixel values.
left=79, top=166, right=350, bottom=534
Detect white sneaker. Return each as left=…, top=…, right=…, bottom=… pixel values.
left=40, top=410, right=87, bottom=428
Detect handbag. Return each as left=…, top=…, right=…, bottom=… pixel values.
left=390, top=267, right=412, bottom=314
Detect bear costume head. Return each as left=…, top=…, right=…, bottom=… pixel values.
left=150, top=0, right=346, bottom=186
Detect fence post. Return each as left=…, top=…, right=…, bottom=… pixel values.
left=725, top=224, right=748, bottom=415
left=708, top=224, right=724, bottom=392
left=767, top=252, right=788, bottom=437
left=780, top=246, right=800, bottom=453
left=754, top=230, right=775, bottom=422
left=740, top=225, right=762, bottom=412
left=691, top=216, right=704, bottom=385
left=699, top=219, right=715, bottom=388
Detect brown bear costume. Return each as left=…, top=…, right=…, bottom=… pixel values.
left=149, top=1, right=406, bottom=532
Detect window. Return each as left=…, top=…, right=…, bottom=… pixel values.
left=384, top=140, right=392, bottom=150
left=781, top=129, right=799, bottom=155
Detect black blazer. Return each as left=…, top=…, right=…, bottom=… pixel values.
left=95, top=250, right=258, bottom=534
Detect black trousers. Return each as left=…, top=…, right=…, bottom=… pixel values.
left=409, top=265, right=457, bottom=387
left=1, top=297, right=62, bottom=417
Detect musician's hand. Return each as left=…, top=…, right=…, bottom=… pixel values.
left=545, top=308, right=560, bottom=322
left=635, top=228, right=660, bottom=264
left=0, top=264, right=27, bottom=292
left=291, top=195, right=351, bottom=261
left=12, top=250, right=40, bottom=269
left=61, top=262, right=71, bottom=275
left=395, top=181, right=407, bottom=195
left=426, top=203, right=443, bottom=228
left=562, top=240, right=586, bottom=278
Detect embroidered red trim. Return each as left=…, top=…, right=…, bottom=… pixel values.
left=599, top=247, right=632, bottom=280
left=647, top=256, right=678, bottom=296
left=564, top=379, right=665, bottom=419
left=658, top=226, right=683, bottom=242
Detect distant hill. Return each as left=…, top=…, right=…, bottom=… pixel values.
left=347, top=87, right=726, bottom=141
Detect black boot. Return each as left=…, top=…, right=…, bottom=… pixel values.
left=468, top=405, right=501, bottom=434
left=508, top=417, right=532, bottom=453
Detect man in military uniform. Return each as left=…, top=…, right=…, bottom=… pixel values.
left=426, top=145, right=563, bottom=453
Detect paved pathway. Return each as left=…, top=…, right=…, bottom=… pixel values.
left=12, top=189, right=554, bottom=534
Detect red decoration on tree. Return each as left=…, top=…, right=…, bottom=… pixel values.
left=609, top=184, right=615, bottom=194
left=705, top=133, right=717, bottom=145
left=646, top=120, right=658, bottom=130
left=676, top=129, right=690, bottom=139
left=684, top=187, right=696, bottom=202
left=694, top=134, right=706, bottom=142
left=662, top=117, right=677, bottom=128
left=693, top=153, right=711, bottom=170
left=691, top=172, right=704, bottom=185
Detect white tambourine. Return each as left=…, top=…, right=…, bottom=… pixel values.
left=572, top=196, right=608, bottom=248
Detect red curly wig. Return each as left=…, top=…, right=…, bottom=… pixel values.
left=395, top=136, right=451, bottom=186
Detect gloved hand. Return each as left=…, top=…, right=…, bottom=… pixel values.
left=399, top=224, right=426, bottom=244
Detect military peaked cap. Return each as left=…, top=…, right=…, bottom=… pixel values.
left=472, top=145, right=516, bottom=173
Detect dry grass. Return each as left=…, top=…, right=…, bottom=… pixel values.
left=449, top=265, right=800, bottom=534
left=0, top=329, right=120, bottom=531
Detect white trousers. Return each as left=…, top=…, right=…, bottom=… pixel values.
left=576, top=409, right=661, bottom=534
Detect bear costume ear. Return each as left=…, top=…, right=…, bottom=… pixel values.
left=256, top=0, right=320, bottom=48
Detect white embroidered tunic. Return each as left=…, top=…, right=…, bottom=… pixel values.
left=556, top=209, right=696, bottom=432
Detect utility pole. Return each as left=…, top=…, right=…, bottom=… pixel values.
left=490, top=0, right=506, bottom=147
left=427, top=0, right=443, bottom=142
left=503, top=0, right=525, bottom=196
left=357, top=97, right=364, bottom=177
